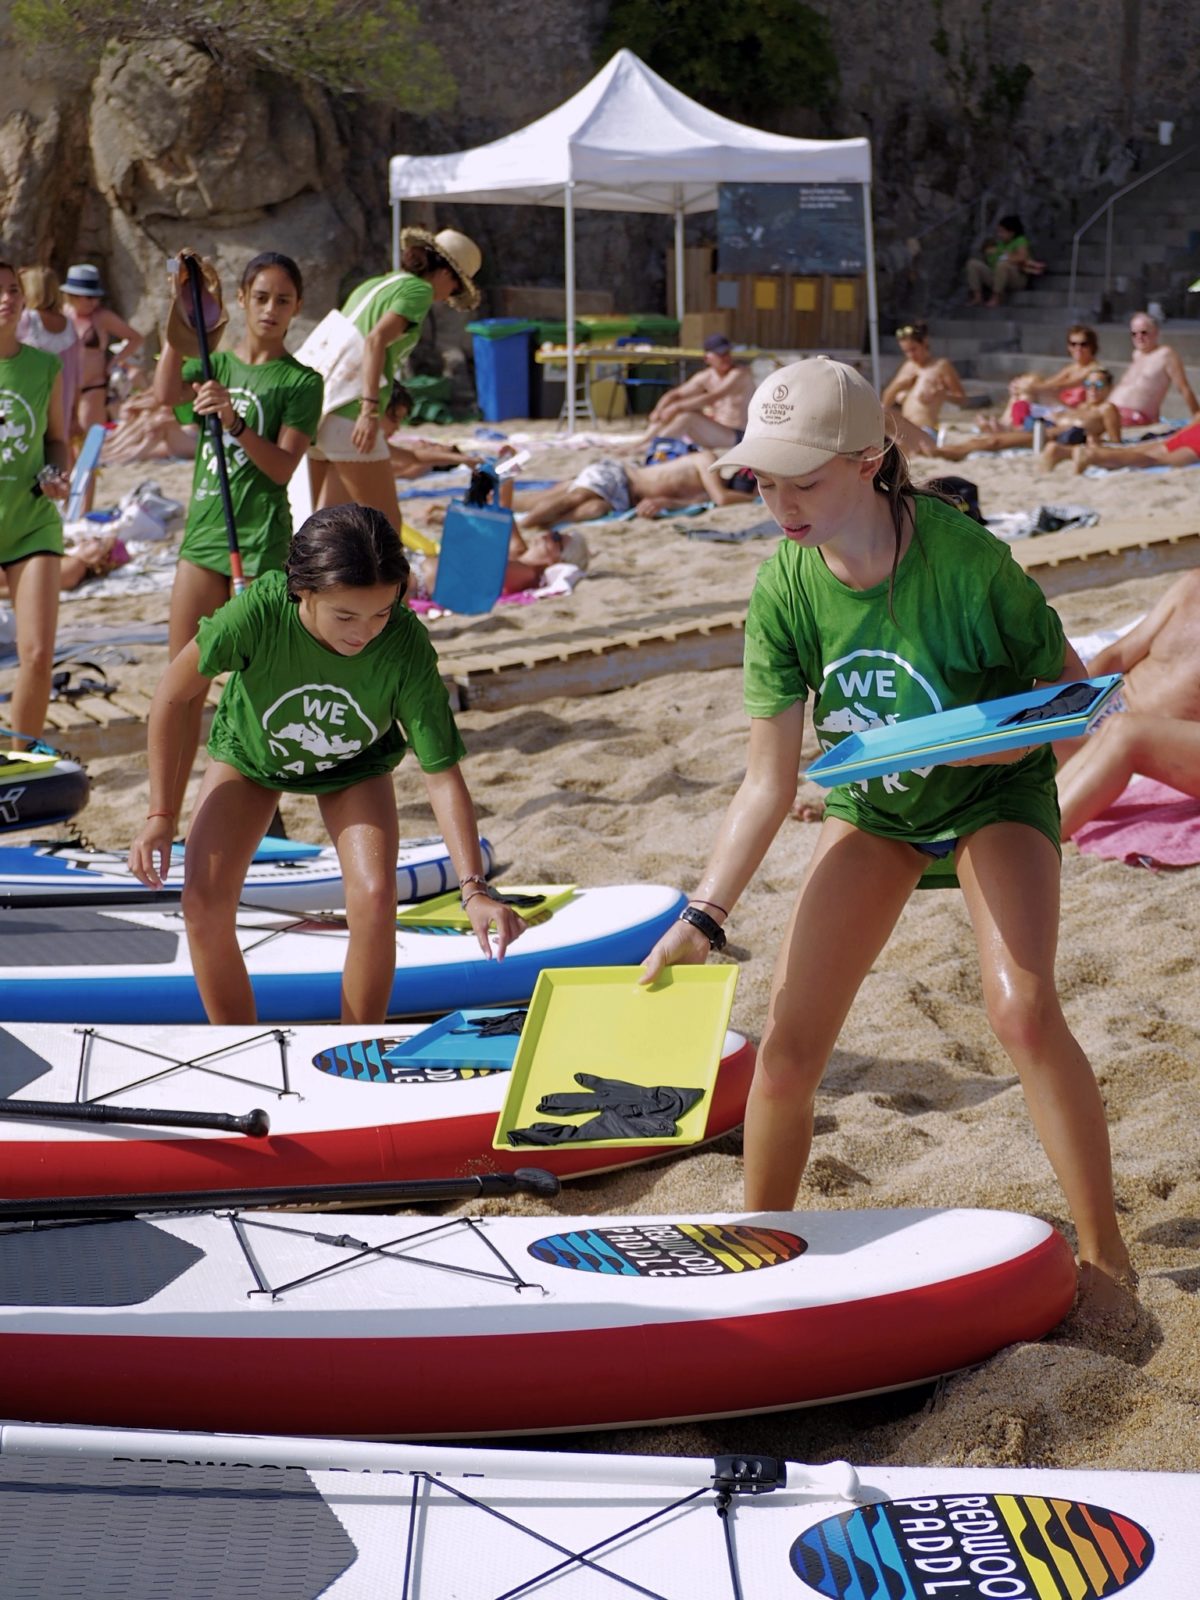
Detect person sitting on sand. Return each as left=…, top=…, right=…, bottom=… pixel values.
left=407, top=524, right=590, bottom=604
left=930, top=371, right=1122, bottom=463
left=1058, top=711, right=1200, bottom=839
left=881, top=321, right=968, bottom=435
left=1002, top=325, right=1102, bottom=417
left=1106, top=313, right=1199, bottom=426
left=384, top=384, right=485, bottom=479
left=511, top=450, right=757, bottom=529
left=965, top=215, right=1045, bottom=307
left=636, top=334, right=755, bottom=451
left=1063, top=412, right=1200, bottom=475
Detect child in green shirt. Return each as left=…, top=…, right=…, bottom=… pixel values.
left=154, top=250, right=323, bottom=821
left=0, top=260, right=70, bottom=744
left=129, top=502, right=524, bottom=1024
left=641, top=356, right=1136, bottom=1323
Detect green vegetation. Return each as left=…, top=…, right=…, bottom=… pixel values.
left=10, top=0, right=453, bottom=106
left=931, top=0, right=1032, bottom=128
left=602, top=0, right=839, bottom=120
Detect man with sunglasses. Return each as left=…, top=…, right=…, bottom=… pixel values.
left=1106, top=313, right=1198, bottom=426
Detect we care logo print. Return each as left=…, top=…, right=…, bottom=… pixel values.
left=0, top=389, right=37, bottom=474
left=814, top=649, right=943, bottom=793
left=529, top=1221, right=806, bottom=1277
left=790, top=1492, right=1154, bottom=1599
left=195, top=388, right=264, bottom=495
left=263, top=683, right=378, bottom=777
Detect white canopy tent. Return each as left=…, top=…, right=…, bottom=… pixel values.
left=389, top=49, right=879, bottom=429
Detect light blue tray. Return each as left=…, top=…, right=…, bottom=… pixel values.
left=805, top=674, right=1123, bottom=788
left=382, top=1007, right=527, bottom=1071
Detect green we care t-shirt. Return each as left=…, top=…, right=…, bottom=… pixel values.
left=743, top=495, right=1066, bottom=848
left=0, top=344, right=63, bottom=562
left=196, top=570, right=466, bottom=794
left=177, top=351, right=323, bottom=578
left=332, top=272, right=435, bottom=422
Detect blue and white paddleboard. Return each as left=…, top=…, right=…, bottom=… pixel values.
left=0, top=833, right=492, bottom=912
left=0, top=884, right=686, bottom=1023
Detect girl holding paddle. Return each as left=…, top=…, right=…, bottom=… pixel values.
left=0, top=260, right=70, bottom=744
left=641, top=357, right=1136, bottom=1321
left=129, top=502, right=524, bottom=1024
left=154, top=250, right=323, bottom=820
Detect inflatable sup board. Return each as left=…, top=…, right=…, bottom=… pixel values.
left=0, top=1206, right=1075, bottom=1437
left=0, top=1019, right=755, bottom=1197
left=0, top=832, right=493, bottom=911
left=0, top=1425, right=1189, bottom=1598
left=0, top=751, right=88, bottom=832
left=0, top=885, right=686, bottom=1022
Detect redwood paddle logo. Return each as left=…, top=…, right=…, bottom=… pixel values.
left=790, top=1493, right=1154, bottom=1598
left=528, top=1221, right=806, bottom=1276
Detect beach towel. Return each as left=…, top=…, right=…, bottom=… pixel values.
left=687, top=519, right=779, bottom=544
left=408, top=561, right=586, bottom=619
left=1074, top=777, right=1200, bottom=869
left=1082, top=460, right=1200, bottom=478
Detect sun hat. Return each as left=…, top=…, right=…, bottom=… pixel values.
left=715, top=356, right=884, bottom=479
left=400, top=227, right=482, bottom=312
left=63, top=263, right=105, bottom=298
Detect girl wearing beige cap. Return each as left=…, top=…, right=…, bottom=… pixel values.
left=642, top=356, right=1135, bottom=1320
left=309, top=228, right=481, bottom=529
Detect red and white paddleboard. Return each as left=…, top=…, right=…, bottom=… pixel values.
left=0, top=1021, right=754, bottom=1198
left=1, top=1425, right=1190, bottom=1598
left=0, top=1206, right=1075, bottom=1437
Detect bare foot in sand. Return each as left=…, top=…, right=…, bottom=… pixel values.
left=1075, top=1259, right=1140, bottom=1332
left=1070, top=444, right=1091, bottom=475
left=1040, top=441, right=1070, bottom=472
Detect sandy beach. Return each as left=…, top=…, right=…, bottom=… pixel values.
left=8, top=424, right=1199, bottom=1474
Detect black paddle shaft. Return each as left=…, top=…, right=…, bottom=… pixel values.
left=0, top=1167, right=561, bottom=1222
left=183, top=254, right=243, bottom=579
left=0, top=1099, right=269, bottom=1137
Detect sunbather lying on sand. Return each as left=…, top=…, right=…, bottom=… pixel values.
left=101, top=389, right=198, bottom=465
left=1061, top=414, right=1200, bottom=474
left=511, top=451, right=757, bottom=529
left=384, top=384, right=486, bottom=478
left=1059, top=712, right=1200, bottom=838
left=406, top=525, right=590, bottom=603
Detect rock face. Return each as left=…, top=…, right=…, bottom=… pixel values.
left=0, top=0, right=1196, bottom=339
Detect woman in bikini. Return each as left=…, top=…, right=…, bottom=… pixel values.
left=61, top=263, right=143, bottom=438
left=881, top=322, right=968, bottom=450
left=17, top=268, right=81, bottom=448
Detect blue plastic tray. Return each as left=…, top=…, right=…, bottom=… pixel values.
left=804, top=674, right=1123, bottom=788
left=383, top=1007, right=527, bottom=1071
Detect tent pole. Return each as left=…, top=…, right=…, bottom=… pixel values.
left=673, top=193, right=686, bottom=328
left=861, top=182, right=881, bottom=392
left=392, top=200, right=401, bottom=273
left=564, top=181, right=577, bottom=433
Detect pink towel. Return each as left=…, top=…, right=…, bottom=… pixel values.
left=1073, top=777, right=1200, bottom=868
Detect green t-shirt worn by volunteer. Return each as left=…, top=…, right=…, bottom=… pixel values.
left=0, top=344, right=64, bottom=563
left=176, top=351, right=323, bottom=579
left=332, top=272, right=435, bottom=422
left=743, top=495, right=1067, bottom=850
left=196, top=569, right=466, bottom=794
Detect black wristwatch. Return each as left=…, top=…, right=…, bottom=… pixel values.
left=679, top=905, right=727, bottom=952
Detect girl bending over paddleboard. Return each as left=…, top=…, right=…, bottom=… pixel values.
left=155, top=250, right=323, bottom=821
left=0, top=260, right=70, bottom=744
left=642, top=357, right=1135, bottom=1317
left=129, top=503, right=524, bottom=1023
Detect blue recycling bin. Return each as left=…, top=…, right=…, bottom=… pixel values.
left=466, top=318, right=537, bottom=421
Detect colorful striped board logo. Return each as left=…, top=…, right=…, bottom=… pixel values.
left=528, top=1222, right=806, bottom=1276
left=790, top=1493, right=1154, bottom=1598
left=311, top=1039, right=498, bottom=1084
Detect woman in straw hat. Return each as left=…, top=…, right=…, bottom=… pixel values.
left=309, top=227, right=481, bottom=529
left=642, top=355, right=1137, bottom=1322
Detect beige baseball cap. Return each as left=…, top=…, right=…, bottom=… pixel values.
left=715, top=356, right=884, bottom=479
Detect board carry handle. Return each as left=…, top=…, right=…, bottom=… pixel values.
left=0, top=1167, right=561, bottom=1221
left=0, top=1100, right=270, bottom=1138
left=0, top=1423, right=861, bottom=1501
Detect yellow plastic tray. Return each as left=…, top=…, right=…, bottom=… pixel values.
left=493, top=964, right=738, bottom=1150
left=396, top=885, right=577, bottom=930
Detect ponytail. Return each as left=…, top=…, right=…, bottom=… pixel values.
left=870, top=437, right=912, bottom=619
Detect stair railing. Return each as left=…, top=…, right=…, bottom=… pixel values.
left=1068, top=141, right=1199, bottom=313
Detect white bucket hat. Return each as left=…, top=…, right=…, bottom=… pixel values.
left=63, top=263, right=105, bottom=298
left=716, top=356, right=885, bottom=479
left=400, top=227, right=482, bottom=311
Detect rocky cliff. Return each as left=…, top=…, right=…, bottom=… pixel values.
left=1, top=0, right=1196, bottom=342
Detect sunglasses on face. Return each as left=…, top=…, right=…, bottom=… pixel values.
left=1131, top=328, right=1154, bottom=337
left=1067, top=339, right=1091, bottom=348
left=1083, top=379, right=1106, bottom=388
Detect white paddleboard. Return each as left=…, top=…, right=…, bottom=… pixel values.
left=0, top=1205, right=1075, bottom=1437
left=0, top=1424, right=1189, bottom=1596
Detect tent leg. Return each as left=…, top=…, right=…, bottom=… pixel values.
left=392, top=200, right=401, bottom=274
left=565, top=183, right=577, bottom=434
left=862, top=183, right=881, bottom=392
left=673, top=200, right=686, bottom=325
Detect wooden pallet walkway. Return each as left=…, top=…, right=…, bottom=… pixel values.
left=1013, top=520, right=1200, bottom=597
left=39, top=684, right=218, bottom=763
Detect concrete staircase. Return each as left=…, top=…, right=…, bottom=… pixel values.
left=904, top=136, right=1200, bottom=392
